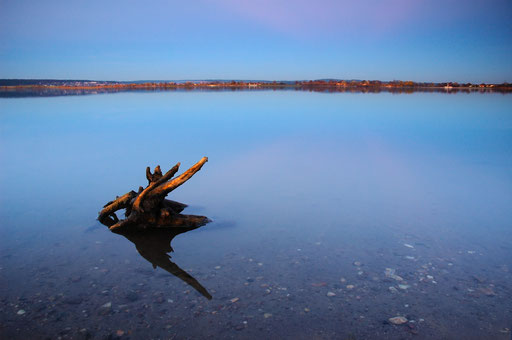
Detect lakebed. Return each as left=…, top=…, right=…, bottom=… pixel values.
left=1, top=90, right=511, bottom=339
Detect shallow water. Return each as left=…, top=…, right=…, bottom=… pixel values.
left=1, top=90, right=511, bottom=339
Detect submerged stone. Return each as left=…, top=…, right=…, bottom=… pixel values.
left=389, top=316, right=408, bottom=325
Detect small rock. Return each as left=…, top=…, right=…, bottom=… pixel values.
left=70, top=276, right=81, bottom=282
left=17, top=309, right=26, bottom=315
left=346, top=285, right=355, bottom=290
left=63, top=297, right=83, bottom=305
left=101, top=302, right=112, bottom=308
left=398, top=284, right=410, bottom=290
left=340, top=277, right=347, bottom=283
left=263, top=313, right=272, bottom=318
left=353, top=261, right=362, bottom=266
left=390, top=274, right=403, bottom=281
left=327, top=291, right=336, bottom=297
left=230, top=297, right=240, bottom=303
left=304, top=308, right=310, bottom=312
left=479, top=287, right=496, bottom=296
left=116, top=330, right=125, bottom=336
left=125, top=291, right=139, bottom=302
left=405, top=256, right=415, bottom=260
left=214, top=266, right=221, bottom=270
left=407, top=322, right=419, bottom=334
left=404, top=243, right=414, bottom=249
left=389, top=287, right=398, bottom=294
left=389, top=316, right=408, bottom=325
left=472, top=275, right=485, bottom=283
left=384, top=268, right=404, bottom=281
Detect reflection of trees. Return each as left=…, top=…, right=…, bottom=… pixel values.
left=2, top=85, right=510, bottom=98
left=115, top=227, right=212, bottom=300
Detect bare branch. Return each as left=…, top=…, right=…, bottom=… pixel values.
left=133, top=163, right=180, bottom=212
left=150, top=157, right=208, bottom=198
left=98, top=191, right=137, bottom=223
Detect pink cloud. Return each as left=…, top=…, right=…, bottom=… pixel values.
left=214, top=0, right=421, bottom=39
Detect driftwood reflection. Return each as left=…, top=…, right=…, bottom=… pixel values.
left=114, top=226, right=212, bottom=300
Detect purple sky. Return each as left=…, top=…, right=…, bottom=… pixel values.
left=0, top=0, right=511, bottom=82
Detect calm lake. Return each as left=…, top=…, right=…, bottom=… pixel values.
left=1, top=90, right=511, bottom=339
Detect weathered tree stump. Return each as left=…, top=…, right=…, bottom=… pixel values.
left=98, top=157, right=210, bottom=231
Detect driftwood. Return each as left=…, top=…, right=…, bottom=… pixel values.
left=98, top=157, right=210, bottom=231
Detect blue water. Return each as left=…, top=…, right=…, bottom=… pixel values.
left=1, top=90, right=511, bottom=339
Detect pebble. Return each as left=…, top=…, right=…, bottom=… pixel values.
left=389, top=316, right=408, bottom=325
left=479, top=287, right=496, bottom=296
left=116, top=330, right=125, bottom=336
left=340, top=277, right=347, bottom=283
left=101, top=302, right=112, bottom=308
left=385, top=268, right=404, bottom=282
left=125, top=291, right=138, bottom=302
left=230, top=297, right=240, bottom=303
left=398, top=284, right=410, bottom=290
left=404, top=243, right=414, bottom=248
left=327, top=291, right=336, bottom=297
left=63, top=297, right=83, bottom=305
left=389, top=287, right=398, bottom=294
left=70, top=276, right=81, bottom=282
left=17, top=309, right=26, bottom=315
left=304, top=308, right=310, bottom=312
left=214, top=266, right=221, bottom=270
left=263, top=313, right=272, bottom=318
left=346, top=285, right=355, bottom=290
left=405, top=256, right=415, bottom=260
left=353, top=261, right=362, bottom=266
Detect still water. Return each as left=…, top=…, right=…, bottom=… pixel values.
left=1, top=90, right=511, bottom=339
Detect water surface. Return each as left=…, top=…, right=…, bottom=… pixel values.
left=1, top=90, right=511, bottom=339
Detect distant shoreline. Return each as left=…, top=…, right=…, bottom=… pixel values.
left=0, top=80, right=512, bottom=92
left=1, top=79, right=511, bottom=96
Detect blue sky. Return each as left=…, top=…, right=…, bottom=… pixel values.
left=0, top=0, right=511, bottom=82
